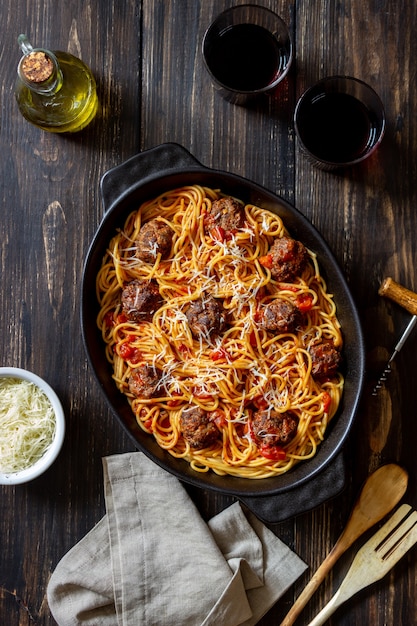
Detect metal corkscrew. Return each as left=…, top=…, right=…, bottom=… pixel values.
left=372, top=277, right=417, bottom=395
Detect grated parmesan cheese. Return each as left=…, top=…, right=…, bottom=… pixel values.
left=0, top=377, right=56, bottom=474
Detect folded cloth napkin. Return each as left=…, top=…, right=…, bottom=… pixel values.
left=47, top=452, right=307, bottom=626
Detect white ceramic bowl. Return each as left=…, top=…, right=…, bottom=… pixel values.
left=0, top=367, right=65, bottom=485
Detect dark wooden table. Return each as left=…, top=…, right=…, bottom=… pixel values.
left=1, top=1, right=417, bottom=624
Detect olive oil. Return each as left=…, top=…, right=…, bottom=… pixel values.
left=15, top=35, right=98, bottom=133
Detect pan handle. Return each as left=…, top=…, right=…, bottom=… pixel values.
left=100, top=143, right=204, bottom=213
left=239, top=453, right=346, bottom=524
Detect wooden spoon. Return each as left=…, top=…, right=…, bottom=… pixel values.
left=279, top=463, right=408, bottom=626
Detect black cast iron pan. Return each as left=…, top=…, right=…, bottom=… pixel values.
left=81, top=143, right=365, bottom=523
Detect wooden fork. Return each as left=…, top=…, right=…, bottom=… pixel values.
left=306, top=504, right=417, bottom=626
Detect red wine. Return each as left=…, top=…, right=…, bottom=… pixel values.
left=205, top=23, right=285, bottom=91
left=296, top=92, right=375, bottom=163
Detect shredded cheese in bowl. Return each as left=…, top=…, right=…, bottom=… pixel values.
left=0, top=368, right=65, bottom=484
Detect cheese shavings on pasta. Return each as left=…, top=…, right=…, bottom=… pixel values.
left=0, top=377, right=56, bottom=473
left=96, top=185, right=344, bottom=479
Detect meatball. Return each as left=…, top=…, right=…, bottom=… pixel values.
left=204, top=196, right=245, bottom=235
left=250, top=410, right=298, bottom=447
left=135, top=219, right=173, bottom=263
left=309, top=340, right=342, bottom=379
left=121, top=279, right=163, bottom=322
left=186, top=295, right=226, bottom=339
left=261, top=299, right=302, bottom=333
left=128, top=364, right=160, bottom=398
left=267, top=236, right=309, bottom=282
left=180, top=406, right=219, bottom=449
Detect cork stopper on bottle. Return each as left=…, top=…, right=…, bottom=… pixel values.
left=20, top=51, right=54, bottom=83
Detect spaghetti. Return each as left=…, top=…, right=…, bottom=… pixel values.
left=96, top=185, right=344, bottom=478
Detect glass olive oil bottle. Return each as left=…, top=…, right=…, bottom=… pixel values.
left=15, top=34, right=98, bottom=133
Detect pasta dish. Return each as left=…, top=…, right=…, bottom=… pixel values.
left=96, top=185, right=344, bottom=478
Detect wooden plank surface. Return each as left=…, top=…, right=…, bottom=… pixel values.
left=1, top=0, right=417, bottom=624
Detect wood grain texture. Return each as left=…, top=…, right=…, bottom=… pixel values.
left=1, top=0, right=417, bottom=624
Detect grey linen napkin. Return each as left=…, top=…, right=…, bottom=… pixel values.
left=47, top=452, right=307, bottom=625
